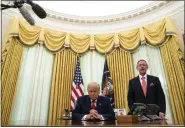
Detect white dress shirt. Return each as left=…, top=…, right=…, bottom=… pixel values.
left=139, top=74, right=147, bottom=86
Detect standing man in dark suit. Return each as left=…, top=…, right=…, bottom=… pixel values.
left=127, top=59, right=166, bottom=118
left=72, top=82, right=115, bottom=121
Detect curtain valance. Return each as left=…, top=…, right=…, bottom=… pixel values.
left=4, top=17, right=177, bottom=54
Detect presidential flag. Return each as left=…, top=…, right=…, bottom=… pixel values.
left=101, top=59, right=115, bottom=108
left=70, top=59, right=84, bottom=110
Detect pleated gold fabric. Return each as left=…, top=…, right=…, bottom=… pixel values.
left=19, top=20, right=41, bottom=46
left=160, top=36, right=184, bottom=125
left=44, top=28, right=66, bottom=52
left=48, top=50, right=77, bottom=126
left=70, top=33, right=90, bottom=54
left=119, top=28, right=141, bottom=51
left=107, top=49, right=134, bottom=113
left=94, top=33, right=114, bottom=54
left=6, top=17, right=179, bottom=54
left=1, top=37, right=24, bottom=126
left=143, top=19, right=166, bottom=45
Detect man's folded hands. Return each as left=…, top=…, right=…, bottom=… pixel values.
left=85, top=109, right=103, bottom=120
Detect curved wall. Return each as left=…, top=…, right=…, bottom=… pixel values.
left=2, top=1, right=184, bottom=50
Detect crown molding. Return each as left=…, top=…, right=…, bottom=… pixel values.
left=32, top=1, right=176, bottom=24
left=2, top=0, right=184, bottom=34
left=2, top=1, right=181, bottom=24
left=18, top=1, right=176, bottom=24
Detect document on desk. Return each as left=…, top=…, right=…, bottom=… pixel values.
left=146, top=115, right=162, bottom=120
left=138, top=115, right=151, bottom=121
left=117, top=109, right=126, bottom=115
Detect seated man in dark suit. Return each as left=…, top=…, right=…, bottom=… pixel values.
left=72, top=82, right=115, bottom=121
left=127, top=59, right=166, bottom=118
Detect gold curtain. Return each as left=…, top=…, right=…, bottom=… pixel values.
left=143, top=19, right=166, bottom=45
left=1, top=37, right=24, bottom=126
left=118, top=28, right=141, bottom=51
left=94, top=33, right=114, bottom=54
left=70, top=33, right=90, bottom=54
left=107, top=49, right=134, bottom=113
left=7, top=17, right=179, bottom=54
left=48, top=49, right=77, bottom=126
left=44, top=28, right=66, bottom=52
left=160, top=36, right=184, bottom=124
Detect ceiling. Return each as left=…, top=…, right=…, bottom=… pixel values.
left=33, top=1, right=154, bottom=17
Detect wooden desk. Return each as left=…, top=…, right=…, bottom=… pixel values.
left=54, top=119, right=181, bottom=127
left=9, top=119, right=183, bottom=126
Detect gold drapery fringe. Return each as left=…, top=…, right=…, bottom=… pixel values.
left=48, top=49, right=77, bottom=126
left=107, top=49, right=134, bottom=113
left=1, top=37, right=24, bottom=126
left=5, top=17, right=179, bottom=54
left=160, top=36, right=184, bottom=125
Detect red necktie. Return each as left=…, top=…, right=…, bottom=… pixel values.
left=91, top=100, right=96, bottom=109
left=141, top=76, right=147, bottom=97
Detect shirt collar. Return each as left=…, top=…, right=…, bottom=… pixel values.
left=139, top=74, right=147, bottom=80
left=91, top=99, right=97, bottom=103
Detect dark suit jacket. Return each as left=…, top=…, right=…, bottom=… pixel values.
left=72, top=95, right=115, bottom=120
left=127, top=75, right=166, bottom=114
left=105, top=93, right=115, bottom=108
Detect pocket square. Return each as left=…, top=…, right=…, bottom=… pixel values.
left=150, top=83, right=155, bottom=86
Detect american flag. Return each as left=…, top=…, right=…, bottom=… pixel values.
left=70, top=59, right=84, bottom=110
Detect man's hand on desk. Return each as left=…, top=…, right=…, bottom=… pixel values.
left=159, top=112, right=165, bottom=119
left=83, top=109, right=99, bottom=120
left=85, top=109, right=103, bottom=120
left=89, top=109, right=98, bottom=114
left=85, top=114, right=94, bottom=120
left=92, top=112, right=103, bottom=120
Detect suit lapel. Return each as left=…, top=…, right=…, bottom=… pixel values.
left=96, top=96, right=100, bottom=110
left=87, top=96, right=91, bottom=111
left=146, top=75, right=151, bottom=97
left=136, top=76, right=145, bottom=97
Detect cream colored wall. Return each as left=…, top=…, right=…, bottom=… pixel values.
left=2, top=13, right=12, bottom=47
left=2, top=1, right=184, bottom=51
left=171, top=9, right=184, bottom=51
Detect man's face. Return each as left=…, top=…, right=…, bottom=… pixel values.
left=137, top=60, right=148, bottom=75
left=88, top=85, right=100, bottom=100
